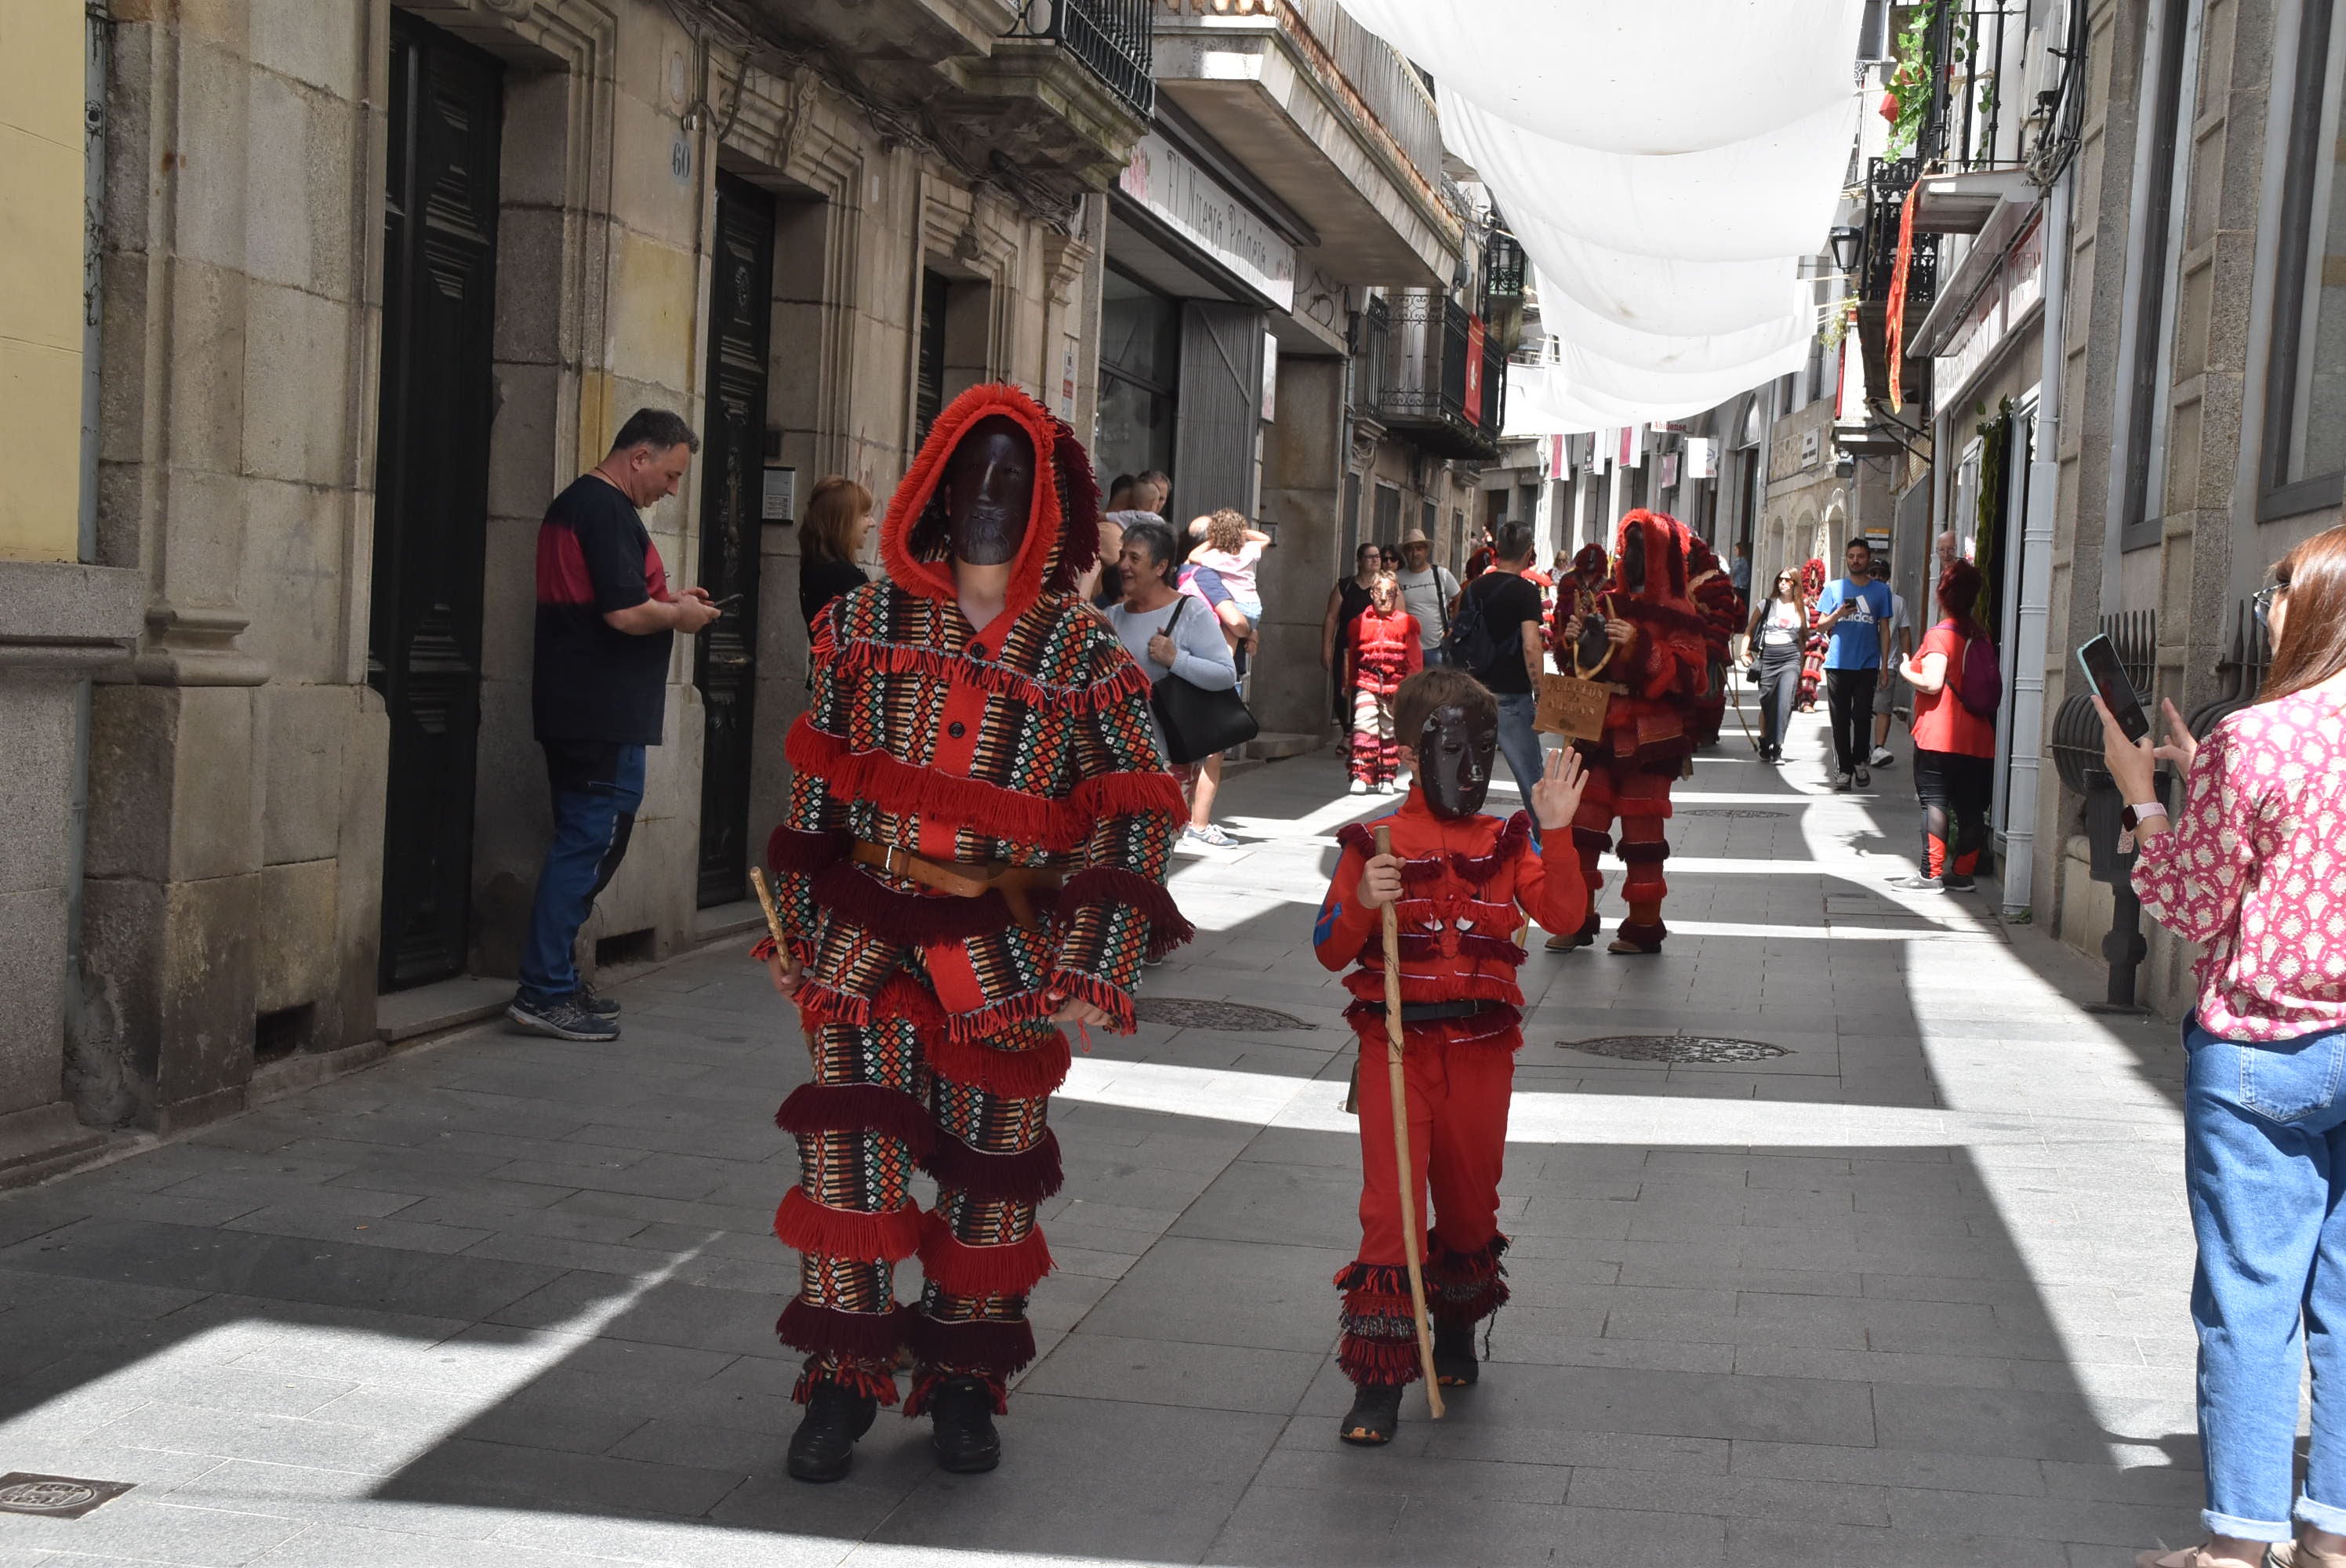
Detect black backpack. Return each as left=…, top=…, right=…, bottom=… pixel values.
left=1441, top=574, right=1520, bottom=677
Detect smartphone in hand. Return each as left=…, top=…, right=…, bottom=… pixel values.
left=2075, top=633, right=2150, bottom=743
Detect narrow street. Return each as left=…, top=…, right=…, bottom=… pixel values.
left=0, top=695, right=2200, bottom=1567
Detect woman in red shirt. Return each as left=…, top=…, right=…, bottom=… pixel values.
left=1894, top=560, right=1996, bottom=891
left=1346, top=574, right=1422, bottom=794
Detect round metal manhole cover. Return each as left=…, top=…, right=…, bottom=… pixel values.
left=0, top=1482, right=97, bottom=1512
left=1561, top=1033, right=1790, bottom=1063
left=1680, top=808, right=1789, bottom=818
left=1135, top=999, right=1315, bottom=1032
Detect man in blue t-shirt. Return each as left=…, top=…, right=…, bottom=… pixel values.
left=1811, top=537, right=1894, bottom=789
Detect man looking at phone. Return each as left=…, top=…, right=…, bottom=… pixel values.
left=1812, top=537, right=1894, bottom=790
left=509, top=408, right=720, bottom=1042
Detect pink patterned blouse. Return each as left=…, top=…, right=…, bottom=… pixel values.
left=2133, top=690, right=2346, bottom=1042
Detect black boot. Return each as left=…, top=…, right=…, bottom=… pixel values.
left=787, top=1380, right=878, bottom=1483
left=1433, top=1318, right=1479, bottom=1387
left=1338, top=1380, right=1404, bottom=1446
left=927, top=1376, right=1002, bottom=1474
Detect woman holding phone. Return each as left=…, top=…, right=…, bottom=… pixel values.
left=1745, top=568, right=1807, bottom=764
left=2097, top=525, right=2346, bottom=1568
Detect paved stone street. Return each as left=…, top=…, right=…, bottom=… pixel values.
left=0, top=698, right=2203, bottom=1566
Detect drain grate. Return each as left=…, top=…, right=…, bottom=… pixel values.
left=1680, top=808, right=1789, bottom=819
left=1561, top=1033, right=1789, bottom=1063
left=1136, top=999, right=1315, bottom=1032
left=0, top=1474, right=134, bottom=1519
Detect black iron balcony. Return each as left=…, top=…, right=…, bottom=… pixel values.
left=1364, top=292, right=1505, bottom=461
left=1852, top=154, right=1941, bottom=410
left=1006, top=0, right=1153, bottom=122
left=1485, top=231, right=1527, bottom=302
left=1906, top=2, right=2023, bottom=173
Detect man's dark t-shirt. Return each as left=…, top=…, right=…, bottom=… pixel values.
left=1462, top=569, right=1543, bottom=694
left=532, top=474, right=672, bottom=745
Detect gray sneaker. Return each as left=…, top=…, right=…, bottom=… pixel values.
left=507, top=993, right=619, bottom=1042
left=574, top=979, right=620, bottom=1018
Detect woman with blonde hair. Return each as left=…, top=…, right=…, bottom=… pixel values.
left=797, top=474, right=873, bottom=631
left=2104, top=525, right=2346, bottom=1568
left=1186, top=506, right=1271, bottom=622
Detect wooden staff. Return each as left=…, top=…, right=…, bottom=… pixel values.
left=748, top=868, right=790, bottom=955
left=1375, top=825, right=1444, bottom=1417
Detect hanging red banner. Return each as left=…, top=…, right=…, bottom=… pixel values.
left=1463, top=314, right=1487, bottom=423
left=1885, top=176, right=1921, bottom=413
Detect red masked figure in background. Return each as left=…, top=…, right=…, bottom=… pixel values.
left=1683, top=537, right=1747, bottom=748
left=1552, top=510, right=1709, bottom=955
left=1796, top=556, right=1829, bottom=710
left=760, top=383, right=1189, bottom=1483
left=1544, top=543, right=1612, bottom=671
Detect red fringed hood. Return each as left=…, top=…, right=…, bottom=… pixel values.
left=878, top=382, right=1102, bottom=621
left=1611, top=509, right=1694, bottom=604
left=1568, top=543, right=1610, bottom=590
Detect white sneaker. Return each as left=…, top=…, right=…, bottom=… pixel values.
left=1348, top=779, right=1369, bottom=795
left=1869, top=746, right=1894, bottom=767
left=1832, top=771, right=1853, bottom=792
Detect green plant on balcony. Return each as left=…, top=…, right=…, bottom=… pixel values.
left=1883, top=0, right=1969, bottom=159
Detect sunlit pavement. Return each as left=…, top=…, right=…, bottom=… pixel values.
left=0, top=691, right=2202, bottom=1566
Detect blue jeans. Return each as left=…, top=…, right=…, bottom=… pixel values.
left=518, top=742, right=645, bottom=1004
left=1493, top=691, right=1546, bottom=837
left=2185, top=1012, right=2346, bottom=1541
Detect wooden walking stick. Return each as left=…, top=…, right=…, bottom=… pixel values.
left=1374, top=825, right=1444, bottom=1417
left=748, top=868, right=790, bottom=955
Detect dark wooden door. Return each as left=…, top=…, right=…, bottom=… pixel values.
left=694, top=175, right=776, bottom=908
left=915, top=270, right=949, bottom=447
left=368, top=11, right=502, bottom=991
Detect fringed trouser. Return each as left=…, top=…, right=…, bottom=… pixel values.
left=1569, top=762, right=1675, bottom=948
left=774, top=966, right=1070, bottom=1416
left=1350, top=687, right=1400, bottom=786
left=1338, top=1028, right=1514, bottom=1386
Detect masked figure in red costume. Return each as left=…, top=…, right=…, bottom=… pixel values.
left=760, top=383, right=1189, bottom=1482
left=1312, top=666, right=1589, bottom=1446
left=1684, top=536, right=1747, bottom=748
left=1544, top=543, right=1612, bottom=672
left=1551, top=510, right=1710, bottom=955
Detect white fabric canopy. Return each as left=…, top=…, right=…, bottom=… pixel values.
left=1336, top=0, right=1866, bottom=433
left=1335, top=0, right=1868, bottom=154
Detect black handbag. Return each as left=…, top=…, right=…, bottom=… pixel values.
left=1149, top=597, right=1259, bottom=766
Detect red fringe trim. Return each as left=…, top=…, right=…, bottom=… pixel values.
left=1341, top=970, right=1525, bottom=1010
left=784, top=718, right=1089, bottom=851
left=1615, top=840, right=1671, bottom=864
left=878, top=383, right=1067, bottom=621
left=1339, top=814, right=1531, bottom=890
left=925, top=1029, right=1072, bottom=1098
left=1335, top=1260, right=1414, bottom=1296
left=1456, top=932, right=1529, bottom=965
left=811, top=860, right=1018, bottom=945
left=777, top=1299, right=909, bottom=1361
left=1047, top=968, right=1136, bottom=1035
left=926, top=1129, right=1065, bottom=1203
left=1044, top=408, right=1102, bottom=593
left=768, top=826, right=849, bottom=875
left=902, top=1370, right=1011, bottom=1418
left=750, top=935, right=779, bottom=963
left=1069, top=769, right=1189, bottom=822
left=773, top=1189, right=925, bottom=1263
left=940, top=988, right=1055, bottom=1044
left=791, top=1361, right=900, bottom=1407
left=918, top=1214, right=1055, bottom=1298
left=790, top=977, right=873, bottom=1029
left=775, top=1083, right=935, bottom=1156
left=819, top=633, right=1153, bottom=719
left=1614, top=920, right=1668, bottom=947
left=1057, top=867, right=1195, bottom=960
left=1338, top=1335, right=1426, bottom=1388
left=907, top=1312, right=1037, bottom=1379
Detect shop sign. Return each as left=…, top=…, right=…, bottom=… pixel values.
left=1117, top=131, right=1296, bottom=311
left=1938, top=214, right=2045, bottom=400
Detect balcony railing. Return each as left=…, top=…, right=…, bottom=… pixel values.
left=1861, top=155, right=1941, bottom=314
left=1363, top=291, right=1505, bottom=459
left=1485, top=230, right=1527, bottom=301
left=1008, top=0, right=1155, bottom=121
left=1283, top=0, right=1442, bottom=191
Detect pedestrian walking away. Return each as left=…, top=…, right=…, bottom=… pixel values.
left=1345, top=571, right=1422, bottom=793
left=1324, top=541, right=1385, bottom=723
left=1746, top=568, right=1807, bottom=764
left=1812, top=537, right=1894, bottom=789
left=1893, top=559, right=1997, bottom=891
left=1313, top=667, right=1590, bottom=1446
left=2097, top=524, right=2346, bottom=1568
left=1869, top=554, right=1912, bottom=768
left=759, top=382, right=1190, bottom=1484
left=1447, top=521, right=1548, bottom=828
left=1393, top=528, right=1461, bottom=666
left=510, top=408, right=719, bottom=1044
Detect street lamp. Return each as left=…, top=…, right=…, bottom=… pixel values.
left=1828, top=225, right=1864, bottom=276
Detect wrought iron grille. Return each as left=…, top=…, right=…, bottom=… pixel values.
left=1008, top=0, right=1154, bottom=121
left=2050, top=610, right=2158, bottom=793
left=1916, top=3, right=2023, bottom=172
left=1364, top=291, right=1503, bottom=458
left=1861, top=156, right=1941, bottom=312
left=1485, top=230, right=1527, bottom=299
left=2186, top=595, right=2274, bottom=739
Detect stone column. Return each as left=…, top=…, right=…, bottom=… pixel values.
left=1257, top=354, right=1346, bottom=741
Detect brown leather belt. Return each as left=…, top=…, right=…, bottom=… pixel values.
left=849, top=840, right=1064, bottom=931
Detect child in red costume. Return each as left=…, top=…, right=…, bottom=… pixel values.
left=1312, top=666, right=1589, bottom=1445
left=1550, top=510, right=1710, bottom=955
left=1345, top=573, right=1422, bottom=793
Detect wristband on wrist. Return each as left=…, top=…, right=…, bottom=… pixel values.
left=2121, top=802, right=2168, bottom=831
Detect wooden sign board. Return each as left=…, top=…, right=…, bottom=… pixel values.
left=1535, top=673, right=1609, bottom=741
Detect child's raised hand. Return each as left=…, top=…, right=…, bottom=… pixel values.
left=1357, top=853, right=1404, bottom=910
left=1531, top=746, right=1588, bottom=832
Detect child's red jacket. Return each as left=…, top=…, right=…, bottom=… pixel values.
left=1312, top=791, right=1588, bottom=1051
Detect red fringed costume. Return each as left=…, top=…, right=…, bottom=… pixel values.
left=1312, top=795, right=1587, bottom=1385
left=1551, top=510, right=1709, bottom=952
left=1684, top=538, right=1746, bottom=749
left=1543, top=543, right=1612, bottom=671
left=762, top=383, right=1190, bottom=1416
left=1796, top=557, right=1828, bottom=710
left=1346, top=606, right=1422, bottom=788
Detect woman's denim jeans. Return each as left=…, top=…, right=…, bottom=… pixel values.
left=2184, top=1012, right=2346, bottom=1541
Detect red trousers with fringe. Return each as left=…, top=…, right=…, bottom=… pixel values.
left=775, top=966, right=1068, bottom=1415
left=1569, top=763, right=1675, bottom=947
left=1338, top=1029, right=1514, bottom=1386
